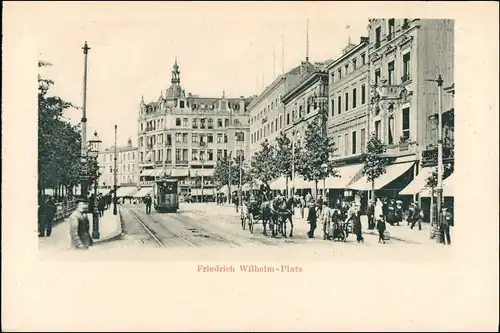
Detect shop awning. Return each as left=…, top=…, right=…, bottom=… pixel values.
left=192, top=168, right=214, bottom=177
left=172, top=169, right=189, bottom=177
left=243, top=179, right=263, bottom=191
left=292, top=176, right=315, bottom=189
left=134, top=187, right=153, bottom=198
left=325, top=164, right=363, bottom=189
left=269, top=177, right=287, bottom=190
left=98, top=188, right=112, bottom=196
left=141, top=169, right=155, bottom=177
left=116, top=186, right=139, bottom=197
left=420, top=173, right=455, bottom=197
left=191, top=188, right=215, bottom=196
left=399, top=167, right=434, bottom=196
left=348, top=162, right=415, bottom=191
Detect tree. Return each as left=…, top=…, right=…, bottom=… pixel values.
left=274, top=131, right=293, bottom=196
left=250, top=140, right=279, bottom=188
left=213, top=155, right=240, bottom=188
left=38, top=60, right=81, bottom=198
left=295, top=119, right=339, bottom=198
left=361, top=134, right=389, bottom=201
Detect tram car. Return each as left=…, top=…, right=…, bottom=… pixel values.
left=153, top=177, right=179, bottom=213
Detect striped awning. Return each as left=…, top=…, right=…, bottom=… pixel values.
left=325, top=164, right=363, bottom=189
left=399, top=167, right=434, bottom=196
left=134, top=187, right=153, bottom=198
left=116, top=186, right=139, bottom=197
left=348, top=162, right=414, bottom=191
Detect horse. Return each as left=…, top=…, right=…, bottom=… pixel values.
left=259, top=200, right=278, bottom=237
left=275, top=195, right=303, bottom=238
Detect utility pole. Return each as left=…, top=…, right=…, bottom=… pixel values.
left=80, top=41, right=90, bottom=200
left=427, top=75, right=444, bottom=243
left=113, top=125, right=118, bottom=215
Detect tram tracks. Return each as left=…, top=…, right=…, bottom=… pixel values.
left=126, top=208, right=196, bottom=248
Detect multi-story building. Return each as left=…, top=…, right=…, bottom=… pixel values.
left=98, top=138, right=138, bottom=189
left=137, top=60, right=253, bottom=199
left=324, top=36, right=370, bottom=199
left=348, top=19, right=454, bottom=205
left=249, top=60, right=316, bottom=154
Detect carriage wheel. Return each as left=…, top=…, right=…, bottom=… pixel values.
left=249, top=214, right=254, bottom=234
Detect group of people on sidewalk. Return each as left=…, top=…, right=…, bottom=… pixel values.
left=240, top=185, right=453, bottom=245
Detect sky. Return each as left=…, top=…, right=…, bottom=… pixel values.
left=36, top=2, right=371, bottom=149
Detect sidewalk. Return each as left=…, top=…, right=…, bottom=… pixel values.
left=38, top=208, right=123, bottom=251
left=204, top=203, right=435, bottom=244
left=360, top=216, right=432, bottom=244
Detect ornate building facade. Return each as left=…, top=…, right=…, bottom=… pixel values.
left=348, top=18, right=454, bottom=204
left=137, top=60, right=253, bottom=198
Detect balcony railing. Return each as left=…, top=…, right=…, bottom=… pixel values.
left=176, top=160, right=189, bottom=165
left=154, top=161, right=163, bottom=165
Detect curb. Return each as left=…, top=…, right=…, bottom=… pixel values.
left=94, top=208, right=124, bottom=245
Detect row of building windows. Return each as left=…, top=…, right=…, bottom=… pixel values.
left=101, top=152, right=136, bottom=163
left=140, top=132, right=245, bottom=147
left=250, top=94, right=283, bottom=126
left=331, top=53, right=366, bottom=83
left=373, top=52, right=411, bottom=86
left=140, top=117, right=244, bottom=132
left=331, top=84, right=367, bottom=116
left=335, top=128, right=367, bottom=156
left=103, top=164, right=136, bottom=174
left=251, top=114, right=284, bottom=144
left=374, top=19, right=411, bottom=50
left=373, top=107, right=411, bottom=145
left=139, top=149, right=245, bottom=163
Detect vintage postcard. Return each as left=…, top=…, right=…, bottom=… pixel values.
left=2, top=1, right=499, bottom=331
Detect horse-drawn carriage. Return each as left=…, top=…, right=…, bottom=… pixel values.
left=240, top=197, right=296, bottom=238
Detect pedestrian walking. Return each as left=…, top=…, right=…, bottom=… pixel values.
left=144, top=194, right=152, bottom=215
left=307, top=200, right=317, bottom=238
left=367, top=200, right=375, bottom=230
left=38, top=197, right=47, bottom=237
left=375, top=198, right=386, bottom=244
left=98, top=195, right=105, bottom=217
left=44, top=197, right=57, bottom=237
left=395, top=200, right=403, bottom=226
left=349, top=204, right=364, bottom=243
left=69, top=200, right=93, bottom=249
left=410, top=201, right=422, bottom=230
left=439, top=207, right=452, bottom=245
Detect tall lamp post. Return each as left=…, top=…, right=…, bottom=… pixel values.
left=201, top=157, right=205, bottom=203
left=427, top=75, right=444, bottom=243
left=113, top=125, right=118, bottom=215
left=88, top=131, right=102, bottom=239
left=80, top=41, right=91, bottom=200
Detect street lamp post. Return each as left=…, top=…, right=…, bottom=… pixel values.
left=321, top=163, right=328, bottom=203
left=80, top=41, right=91, bottom=200
left=239, top=155, right=243, bottom=209
left=113, top=125, right=118, bottom=215
left=201, top=157, right=205, bottom=203
left=427, top=75, right=444, bottom=243
left=88, top=131, right=102, bottom=239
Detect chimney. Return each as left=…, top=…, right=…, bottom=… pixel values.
left=360, top=36, right=369, bottom=44
left=127, top=138, right=132, bottom=147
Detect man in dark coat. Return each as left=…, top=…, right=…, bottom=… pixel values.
left=307, top=200, right=317, bottom=238
left=38, top=197, right=47, bottom=237
left=349, top=204, right=364, bottom=243
left=410, top=201, right=422, bottom=230
left=439, top=207, right=452, bottom=245
left=367, top=200, right=375, bottom=230
left=44, top=197, right=57, bottom=237
left=144, top=194, right=152, bottom=215
left=69, top=200, right=93, bottom=249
